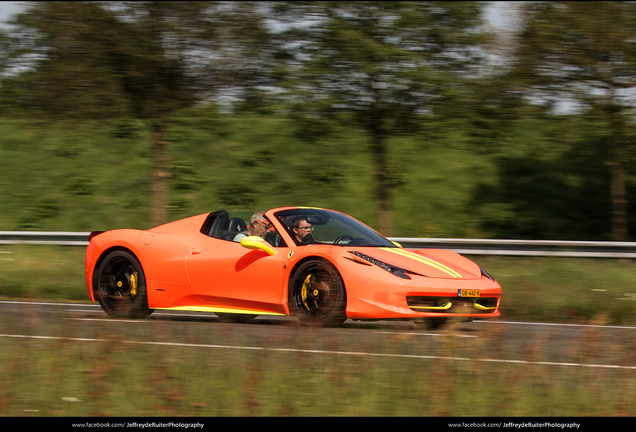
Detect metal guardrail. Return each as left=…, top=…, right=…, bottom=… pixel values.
left=2, top=231, right=636, bottom=258
left=390, top=238, right=636, bottom=259
left=0, top=231, right=91, bottom=246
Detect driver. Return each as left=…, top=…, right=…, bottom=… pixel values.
left=291, top=216, right=314, bottom=245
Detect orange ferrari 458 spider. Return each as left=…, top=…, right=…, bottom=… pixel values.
left=86, top=207, right=501, bottom=328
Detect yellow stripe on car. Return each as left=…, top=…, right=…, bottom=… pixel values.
left=154, top=306, right=286, bottom=316
left=409, top=302, right=452, bottom=310
left=380, top=247, right=462, bottom=278
left=474, top=303, right=496, bottom=311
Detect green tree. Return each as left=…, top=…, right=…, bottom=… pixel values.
left=3, top=2, right=136, bottom=117
left=276, top=1, right=487, bottom=235
left=510, top=1, right=636, bottom=241
left=3, top=1, right=272, bottom=225
left=0, top=28, right=14, bottom=113
left=0, top=28, right=10, bottom=73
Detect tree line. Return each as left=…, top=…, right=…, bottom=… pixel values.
left=2, top=1, right=636, bottom=241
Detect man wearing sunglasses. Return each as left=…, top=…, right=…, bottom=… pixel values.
left=233, top=211, right=271, bottom=242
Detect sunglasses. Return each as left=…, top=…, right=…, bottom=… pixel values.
left=255, top=219, right=272, bottom=229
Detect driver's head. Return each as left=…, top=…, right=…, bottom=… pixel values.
left=291, top=216, right=313, bottom=244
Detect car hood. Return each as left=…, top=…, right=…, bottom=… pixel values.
left=346, top=247, right=483, bottom=279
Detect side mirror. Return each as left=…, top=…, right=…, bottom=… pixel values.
left=391, top=241, right=403, bottom=248
left=240, top=236, right=277, bottom=256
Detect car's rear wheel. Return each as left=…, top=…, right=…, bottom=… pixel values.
left=94, top=250, right=151, bottom=319
left=289, top=259, right=346, bottom=326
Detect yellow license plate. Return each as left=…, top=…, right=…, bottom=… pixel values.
left=458, top=289, right=480, bottom=297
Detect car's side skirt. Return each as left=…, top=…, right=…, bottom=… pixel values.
left=153, top=305, right=287, bottom=316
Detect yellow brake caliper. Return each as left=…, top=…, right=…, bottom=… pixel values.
left=130, top=272, right=138, bottom=298
left=301, top=274, right=315, bottom=311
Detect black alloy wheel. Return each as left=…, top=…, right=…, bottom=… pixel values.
left=94, top=250, right=151, bottom=319
left=289, top=259, right=346, bottom=326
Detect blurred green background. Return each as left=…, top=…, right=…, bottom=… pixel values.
left=1, top=2, right=636, bottom=241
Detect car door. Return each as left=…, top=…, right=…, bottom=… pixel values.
left=186, top=229, right=286, bottom=315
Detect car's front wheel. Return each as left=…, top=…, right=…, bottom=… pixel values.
left=94, top=250, right=152, bottom=319
left=289, top=259, right=346, bottom=326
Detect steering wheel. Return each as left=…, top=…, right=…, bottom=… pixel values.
left=334, top=235, right=354, bottom=245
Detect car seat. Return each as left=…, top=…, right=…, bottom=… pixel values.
left=226, top=218, right=247, bottom=240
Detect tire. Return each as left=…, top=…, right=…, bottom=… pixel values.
left=94, top=250, right=151, bottom=319
left=289, top=259, right=346, bottom=326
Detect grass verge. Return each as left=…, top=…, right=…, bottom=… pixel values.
left=1, top=245, right=635, bottom=326
left=0, top=317, right=634, bottom=416
left=1, top=246, right=635, bottom=416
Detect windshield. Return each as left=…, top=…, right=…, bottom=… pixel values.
left=275, top=208, right=396, bottom=247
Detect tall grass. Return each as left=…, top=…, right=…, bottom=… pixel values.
left=0, top=314, right=634, bottom=417
left=477, top=256, right=636, bottom=325
left=1, top=246, right=635, bottom=416
left=0, top=245, right=87, bottom=302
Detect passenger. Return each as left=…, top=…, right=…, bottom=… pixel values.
left=233, top=211, right=271, bottom=242
left=291, top=216, right=314, bottom=245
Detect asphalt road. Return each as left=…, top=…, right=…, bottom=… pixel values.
left=1, top=300, right=635, bottom=371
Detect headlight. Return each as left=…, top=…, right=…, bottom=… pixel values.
left=348, top=251, right=412, bottom=279
left=480, top=266, right=495, bottom=281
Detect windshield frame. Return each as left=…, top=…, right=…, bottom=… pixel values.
left=274, top=208, right=397, bottom=247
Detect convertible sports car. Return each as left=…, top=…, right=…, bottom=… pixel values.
left=85, top=207, right=501, bottom=327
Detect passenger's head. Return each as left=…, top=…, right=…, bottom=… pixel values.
left=248, top=211, right=270, bottom=238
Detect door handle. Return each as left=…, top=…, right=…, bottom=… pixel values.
left=191, top=248, right=202, bottom=255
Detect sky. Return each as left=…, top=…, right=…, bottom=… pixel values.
left=0, top=1, right=20, bottom=27
left=1, top=2, right=511, bottom=28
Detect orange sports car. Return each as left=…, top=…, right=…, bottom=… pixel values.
left=85, top=207, right=501, bottom=327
